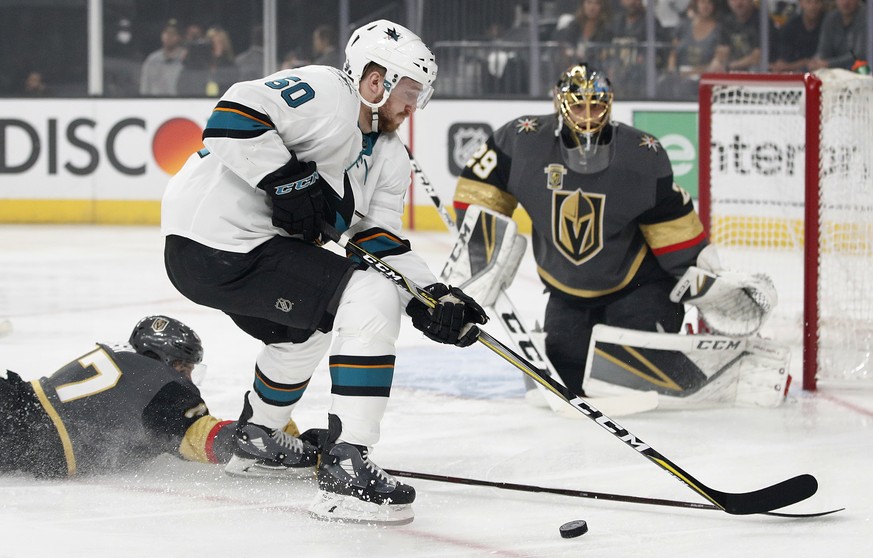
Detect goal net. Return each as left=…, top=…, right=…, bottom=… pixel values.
left=698, top=70, right=873, bottom=391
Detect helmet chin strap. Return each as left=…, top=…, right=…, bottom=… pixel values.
left=357, top=79, right=392, bottom=132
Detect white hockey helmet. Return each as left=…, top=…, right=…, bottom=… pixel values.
left=343, top=19, right=437, bottom=109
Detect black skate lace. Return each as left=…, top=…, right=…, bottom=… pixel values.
left=271, top=429, right=304, bottom=454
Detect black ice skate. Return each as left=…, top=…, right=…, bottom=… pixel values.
left=309, top=414, right=415, bottom=525
left=224, top=392, right=317, bottom=479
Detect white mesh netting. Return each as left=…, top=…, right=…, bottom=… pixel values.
left=707, top=70, right=873, bottom=386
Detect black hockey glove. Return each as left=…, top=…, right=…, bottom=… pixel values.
left=406, top=283, right=488, bottom=347
left=257, top=153, right=328, bottom=242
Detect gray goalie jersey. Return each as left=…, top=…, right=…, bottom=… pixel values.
left=29, top=344, right=208, bottom=476
left=454, top=114, right=707, bottom=304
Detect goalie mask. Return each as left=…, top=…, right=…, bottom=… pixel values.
left=343, top=19, right=437, bottom=111
left=554, top=63, right=615, bottom=173
left=129, top=315, right=204, bottom=380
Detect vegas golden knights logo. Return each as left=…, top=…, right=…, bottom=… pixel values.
left=151, top=317, right=169, bottom=333
left=551, top=190, right=605, bottom=264
left=544, top=163, right=567, bottom=190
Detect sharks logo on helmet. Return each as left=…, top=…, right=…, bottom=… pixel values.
left=343, top=19, right=437, bottom=110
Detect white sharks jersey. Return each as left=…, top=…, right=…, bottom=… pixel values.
left=345, top=129, right=438, bottom=295
left=162, top=65, right=364, bottom=252
left=161, top=64, right=436, bottom=294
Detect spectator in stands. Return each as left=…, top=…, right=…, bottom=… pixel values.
left=715, top=0, right=776, bottom=71
left=608, top=0, right=669, bottom=97
left=312, top=24, right=342, bottom=68
left=177, top=39, right=212, bottom=96
left=177, top=25, right=238, bottom=97
left=654, top=0, right=692, bottom=31
left=808, top=0, right=868, bottom=70
left=22, top=71, right=49, bottom=97
left=280, top=48, right=309, bottom=70
left=552, top=0, right=613, bottom=69
left=771, top=0, right=828, bottom=72
left=104, top=16, right=141, bottom=97
left=140, top=19, right=186, bottom=96
left=185, top=22, right=205, bottom=44
left=236, top=24, right=266, bottom=81
left=206, top=26, right=238, bottom=95
left=660, top=0, right=724, bottom=99
left=611, top=0, right=669, bottom=42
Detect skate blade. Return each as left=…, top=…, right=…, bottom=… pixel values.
left=224, top=455, right=314, bottom=480
left=308, top=490, right=414, bottom=525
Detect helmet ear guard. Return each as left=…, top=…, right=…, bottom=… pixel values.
left=129, top=315, right=203, bottom=371
left=343, top=19, right=437, bottom=109
left=554, top=63, right=613, bottom=136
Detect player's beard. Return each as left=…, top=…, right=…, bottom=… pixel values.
left=377, top=105, right=409, bottom=133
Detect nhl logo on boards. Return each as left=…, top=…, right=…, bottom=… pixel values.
left=448, top=122, right=492, bottom=175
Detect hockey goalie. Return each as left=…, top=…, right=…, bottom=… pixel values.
left=444, top=204, right=790, bottom=410
left=448, top=63, right=791, bottom=410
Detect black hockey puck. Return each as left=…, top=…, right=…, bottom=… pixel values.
left=559, top=519, right=588, bottom=538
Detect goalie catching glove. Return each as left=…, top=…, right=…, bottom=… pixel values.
left=406, top=284, right=488, bottom=347
left=257, top=152, right=329, bottom=242
left=670, top=266, right=777, bottom=337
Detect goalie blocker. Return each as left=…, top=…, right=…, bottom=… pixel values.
left=439, top=205, right=527, bottom=308
left=583, top=324, right=791, bottom=409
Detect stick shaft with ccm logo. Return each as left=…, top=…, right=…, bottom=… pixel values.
left=323, top=221, right=834, bottom=517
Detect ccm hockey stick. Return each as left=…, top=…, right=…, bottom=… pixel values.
left=322, top=222, right=835, bottom=516
left=409, top=152, right=658, bottom=416
left=384, top=469, right=841, bottom=518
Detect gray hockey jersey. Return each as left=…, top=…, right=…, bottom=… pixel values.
left=454, top=114, right=707, bottom=303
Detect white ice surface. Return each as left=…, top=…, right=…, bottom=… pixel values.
left=0, top=225, right=871, bottom=557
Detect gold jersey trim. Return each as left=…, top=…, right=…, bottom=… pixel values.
left=639, top=212, right=704, bottom=250
left=454, top=178, right=518, bottom=217
left=537, top=244, right=648, bottom=298
left=179, top=415, right=222, bottom=463
left=30, top=380, right=77, bottom=476
left=595, top=346, right=683, bottom=391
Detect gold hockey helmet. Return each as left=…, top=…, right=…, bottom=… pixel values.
left=554, top=63, right=613, bottom=136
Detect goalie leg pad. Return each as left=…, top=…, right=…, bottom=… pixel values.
left=734, top=338, right=792, bottom=408
left=439, top=204, right=526, bottom=308
left=584, top=325, right=791, bottom=409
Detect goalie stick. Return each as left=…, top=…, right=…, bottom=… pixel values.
left=323, top=222, right=835, bottom=516
left=384, top=469, right=842, bottom=518
left=409, top=150, right=657, bottom=416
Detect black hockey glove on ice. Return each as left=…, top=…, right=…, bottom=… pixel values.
left=257, top=153, right=328, bottom=242
left=406, top=283, right=488, bottom=347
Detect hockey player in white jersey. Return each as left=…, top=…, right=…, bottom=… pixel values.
left=161, top=20, right=487, bottom=525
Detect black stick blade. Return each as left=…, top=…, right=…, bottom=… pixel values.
left=720, top=474, right=818, bottom=515
left=764, top=507, right=844, bottom=518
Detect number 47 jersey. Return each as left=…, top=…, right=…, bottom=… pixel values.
left=31, top=344, right=208, bottom=476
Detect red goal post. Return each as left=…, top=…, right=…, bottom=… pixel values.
left=698, top=70, right=873, bottom=391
